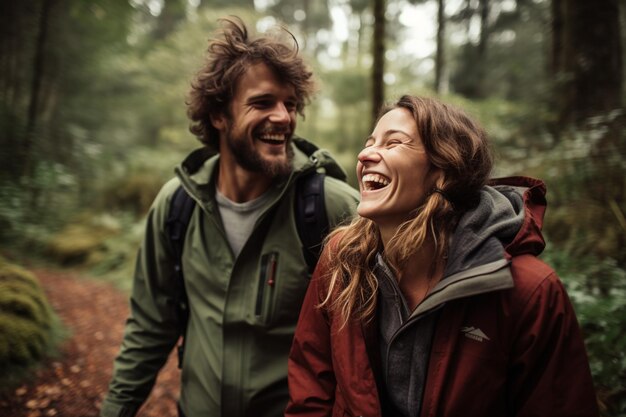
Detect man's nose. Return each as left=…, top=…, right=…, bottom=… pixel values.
left=269, top=102, right=291, bottom=124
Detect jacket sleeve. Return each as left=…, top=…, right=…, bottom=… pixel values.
left=322, top=176, right=359, bottom=229
left=100, top=179, right=182, bottom=417
left=507, top=264, right=599, bottom=417
left=285, top=248, right=337, bottom=417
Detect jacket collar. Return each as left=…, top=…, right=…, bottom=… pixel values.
left=173, top=136, right=348, bottom=210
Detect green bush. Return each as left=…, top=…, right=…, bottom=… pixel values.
left=0, top=258, right=61, bottom=389
left=100, top=172, right=165, bottom=216
left=542, top=248, right=626, bottom=416
left=45, top=212, right=123, bottom=265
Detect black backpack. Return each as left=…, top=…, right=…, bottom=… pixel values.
left=166, top=171, right=330, bottom=367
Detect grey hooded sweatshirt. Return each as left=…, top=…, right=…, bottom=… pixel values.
left=376, top=184, right=525, bottom=417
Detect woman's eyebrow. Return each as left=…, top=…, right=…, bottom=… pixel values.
left=383, top=129, right=411, bottom=138
left=364, top=129, right=412, bottom=145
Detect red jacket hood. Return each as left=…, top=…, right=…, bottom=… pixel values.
left=488, top=176, right=547, bottom=259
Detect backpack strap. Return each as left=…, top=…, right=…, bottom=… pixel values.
left=295, top=171, right=329, bottom=274
left=165, top=185, right=195, bottom=369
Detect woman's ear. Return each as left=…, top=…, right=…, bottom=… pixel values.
left=427, top=167, right=444, bottom=189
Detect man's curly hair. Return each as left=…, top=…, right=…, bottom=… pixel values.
left=187, top=17, right=316, bottom=151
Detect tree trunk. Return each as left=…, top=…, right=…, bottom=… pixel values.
left=550, top=0, right=563, bottom=76
left=475, top=0, right=490, bottom=98
left=434, top=0, right=446, bottom=94
left=554, top=0, right=622, bottom=128
left=551, top=0, right=625, bottom=267
left=24, top=0, right=53, bottom=177
left=153, top=0, right=186, bottom=40
left=371, top=0, right=386, bottom=128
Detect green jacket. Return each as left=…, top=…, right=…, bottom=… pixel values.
left=101, top=139, right=360, bottom=417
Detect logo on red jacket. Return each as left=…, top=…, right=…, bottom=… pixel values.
left=461, top=326, right=490, bottom=342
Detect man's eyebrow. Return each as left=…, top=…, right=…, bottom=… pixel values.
left=246, top=93, right=274, bottom=102
left=246, top=93, right=298, bottom=102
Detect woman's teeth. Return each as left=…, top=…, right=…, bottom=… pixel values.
left=362, top=173, right=390, bottom=190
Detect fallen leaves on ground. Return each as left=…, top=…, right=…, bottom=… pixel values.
left=0, top=269, right=180, bottom=417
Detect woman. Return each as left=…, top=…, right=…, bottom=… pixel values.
left=285, top=95, right=598, bottom=417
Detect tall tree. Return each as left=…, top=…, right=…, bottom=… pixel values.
left=0, top=0, right=133, bottom=185
left=153, top=0, right=187, bottom=40
left=372, top=0, right=386, bottom=127
left=406, top=0, right=448, bottom=94
left=0, top=1, right=38, bottom=179
left=24, top=0, right=54, bottom=176
left=266, top=0, right=333, bottom=55
left=552, top=0, right=622, bottom=129
left=550, top=0, right=625, bottom=267
left=434, top=0, right=447, bottom=93
left=449, top=0, right=492, bottom=98
left=475, top=0, right=490, bottom=96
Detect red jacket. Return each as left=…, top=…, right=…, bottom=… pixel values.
left=286, top=177, right=599, bottom=417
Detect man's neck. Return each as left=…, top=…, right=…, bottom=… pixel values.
left=216, top=162, right=273, bottom=203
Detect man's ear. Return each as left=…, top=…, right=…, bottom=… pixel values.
left=210, top=113, right=227, bottom=131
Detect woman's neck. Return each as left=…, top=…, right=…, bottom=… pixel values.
left=397, top=239, right=444, bottom=311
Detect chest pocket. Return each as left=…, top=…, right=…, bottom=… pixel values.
left=255, top=252, right=279, bottom=321
left=254, top=248, right=310, bottom=326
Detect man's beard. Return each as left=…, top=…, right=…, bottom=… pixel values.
left=226, top=125, right=294, bottom=179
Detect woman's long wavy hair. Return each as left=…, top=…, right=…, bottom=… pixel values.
left=320, top=95, right=494, bottom=327
left=187, top=17, right=316, bottom=151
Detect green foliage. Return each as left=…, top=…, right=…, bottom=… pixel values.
left=521, top=122, right=626, bottom=266
left=0, top=259, right=62, bottom=390
left=30, top=207, right=145, bottom=292
left=100, top=170, right=167, bottom=216
left=447, top=0, right=550, bottom=101
left=542, top=249, right=626, bottom=416
left=0, top=163, right=81, bottom=254
left=87, top=219, right=145, bottom=293
left=302, top=67, right=371, bottom=157
left=46, top=223, right=115, bottom=266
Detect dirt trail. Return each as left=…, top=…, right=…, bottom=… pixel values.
left=0, top=269, right=180, bottom=417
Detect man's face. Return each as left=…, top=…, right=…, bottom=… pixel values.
left=212, top=62, right=297, bottom=179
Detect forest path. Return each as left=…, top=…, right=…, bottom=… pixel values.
left=0, top=269, right=180, bottom=417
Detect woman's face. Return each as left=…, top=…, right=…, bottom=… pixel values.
left=356, top=107, right=441, bottom=227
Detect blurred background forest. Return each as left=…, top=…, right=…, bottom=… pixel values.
left=0, top=0, right=625, bottom=415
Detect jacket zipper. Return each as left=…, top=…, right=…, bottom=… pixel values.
left=255, top=252, right=278, bottom=318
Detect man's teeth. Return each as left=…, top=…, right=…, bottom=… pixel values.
left=259, top=133, right=286, bottom=142
left=362, top=173, right=390, bottom=190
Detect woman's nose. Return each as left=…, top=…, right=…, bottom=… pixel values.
left=357, top=146, right=382, bottom=164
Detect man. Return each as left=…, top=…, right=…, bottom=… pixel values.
left=100, top=17, right=359, bottom=417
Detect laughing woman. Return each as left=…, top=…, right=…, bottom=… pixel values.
left=285, top=95, right=599, bottom=417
